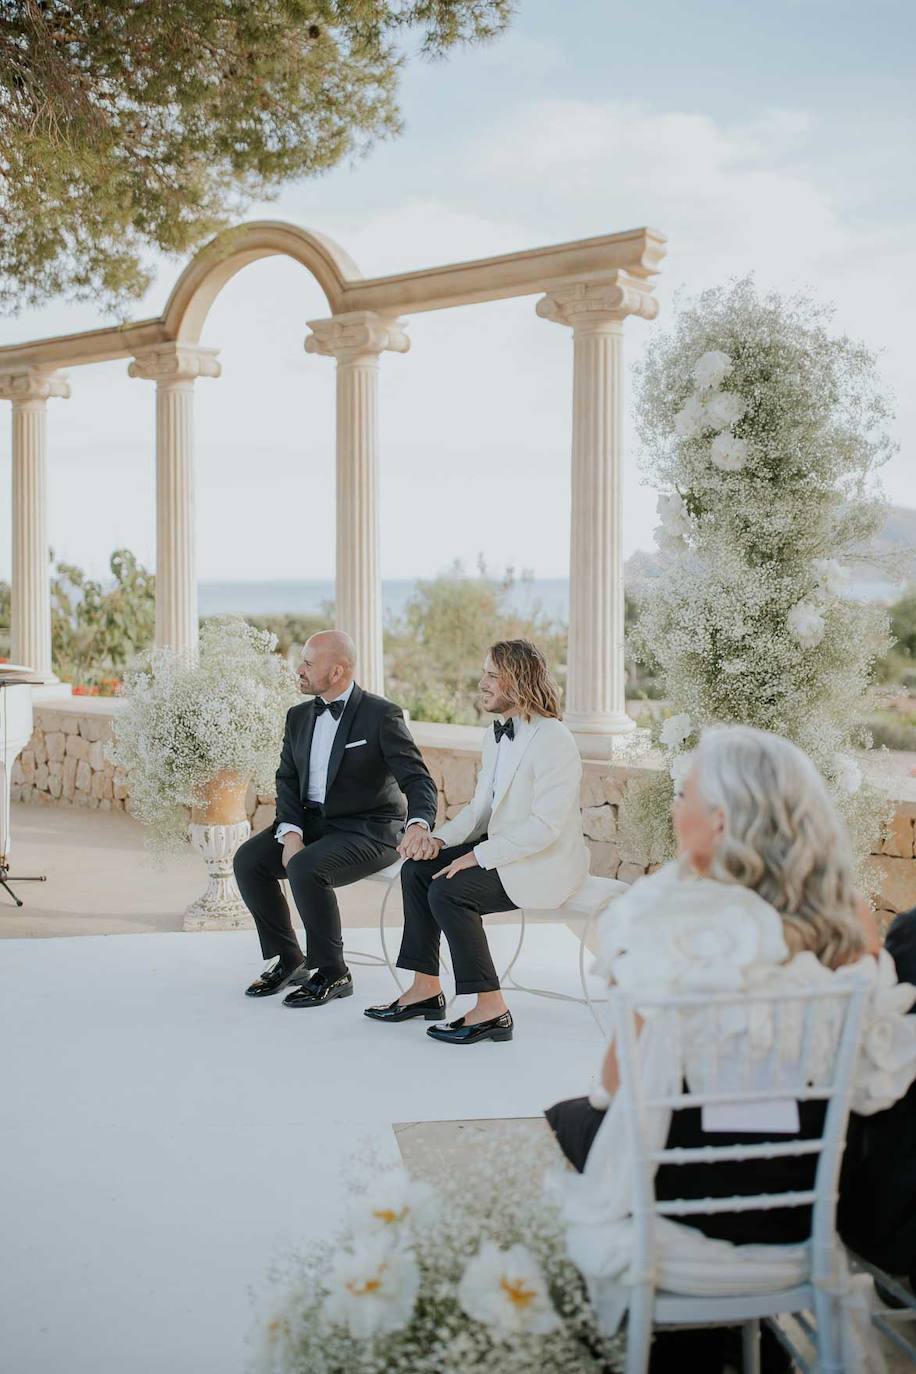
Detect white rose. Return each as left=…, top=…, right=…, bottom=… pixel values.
left=787, top=600, right=826, bottom=649
left=323, top=1234, right=420, bottom=1340
left=457, top=1241, right=560, bottom=1338
left=351, top=1169, right=440, bottom=1238
left=660, top=712, right=692, bottom=748
left=703, top=390, right=747, bottom=431
left=669, top=750, right=694, bottom=793
left=673, top=395, right=707, bottom=440
left=654, top=524, right=687, bottom=556
left=840, top=951, right=916, bottom=1115
left=656, top=490, right=691, bottom=538
left=710, top=433, right=749, bottom=472
left=693, top=350, right=733, bottom=391
left=813, top=558, right=850, bottom=598
left=834, top=752, right=862, bottom=796
left=257, top=1287, right=309, bottom=1373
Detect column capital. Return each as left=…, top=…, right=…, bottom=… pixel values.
left=0, top=366, right=70, bottom=404
left=536, top=271, right=659, bottom=330
left=305, top=311, right=410, bottom=364
left=128, top=343, right=221, bottom=384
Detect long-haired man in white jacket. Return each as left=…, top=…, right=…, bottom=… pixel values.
left=365, top=639, right=589, bottom=1045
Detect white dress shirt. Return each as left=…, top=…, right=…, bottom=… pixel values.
left=473, top=713, right=530, bottom=866
left=276, top=681, right=429, bottom=842
left=489, top=713, right=530, bottom=799
left=276, top=682, right=355, bottom=842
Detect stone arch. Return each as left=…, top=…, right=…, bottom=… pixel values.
left=161, top=220, right=363, bottom=343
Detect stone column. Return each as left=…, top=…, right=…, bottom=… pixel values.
left=129, top=344, right=221, bottom=657
left=0, top=367, right=70, bottom=679
left=305, top=312, right=409, bottom=696
left=537, top=274, right=658, bottom=756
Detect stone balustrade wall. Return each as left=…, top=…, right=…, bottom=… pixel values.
left=11, top=701, right=916, bottom=920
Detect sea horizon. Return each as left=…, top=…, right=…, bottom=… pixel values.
left=198, top=577, right=572, bottom=622
left=198, top=573, right=903, bottom=622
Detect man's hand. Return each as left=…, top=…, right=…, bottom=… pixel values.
left=433, top=850, right=479, bottom=880
left=398, top=825, right=442, bottom=861
left=281, top=832, right=305, bottom=870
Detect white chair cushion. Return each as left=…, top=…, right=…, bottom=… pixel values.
left=366, top=859, right=404, bottom=883
left=560, top=873, right=629, bottom=915
left=365, top=864, right=628, bottom=898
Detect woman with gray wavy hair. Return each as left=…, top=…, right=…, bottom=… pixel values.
left=683, top=724, right=870, bottom=969
left=545, top=724, right=906, bottom=1374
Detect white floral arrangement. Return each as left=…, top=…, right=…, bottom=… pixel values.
left=253, top=1152, right=624, bottom=1374
left=110, top=617, right=298, bottom=854
left=627, top=278, right=893, bottom=872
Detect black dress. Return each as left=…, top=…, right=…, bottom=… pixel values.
left=545, top=1083, right=829, bottom=1374
left=837, top=907, right=916, bottom=1281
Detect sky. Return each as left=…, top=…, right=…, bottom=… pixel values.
left=0, top=0, right=913, bottom=584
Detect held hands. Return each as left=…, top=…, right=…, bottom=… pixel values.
left=281, top=833, right=305, bottom=870
left=398, top=825, right=443, bottom=862
left=433, top=850, right=479, bottom=881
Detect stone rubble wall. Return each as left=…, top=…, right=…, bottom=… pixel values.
left=11, top=706, right=128, bottom=811
left=11, top=704, right=916, bottom=920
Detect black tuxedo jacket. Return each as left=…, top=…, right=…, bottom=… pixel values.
left=274, top=684, right=438, bottom=848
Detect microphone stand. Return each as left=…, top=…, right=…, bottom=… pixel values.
left=0, top=860, right=46, bottom=908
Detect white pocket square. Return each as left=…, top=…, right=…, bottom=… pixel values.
left=345, top=739, right=368, bottom=749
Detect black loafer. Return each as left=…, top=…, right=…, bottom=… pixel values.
left=426, top=1011, right=513, bottom=1045
left=283, top=970, right=353, bottom=1008
left=364, top=993, right=447, bottom=1023
left=244, top=959, right=307, bottom=998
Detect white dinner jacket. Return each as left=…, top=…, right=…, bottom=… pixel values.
left=433, top=713, right=589, bottom=909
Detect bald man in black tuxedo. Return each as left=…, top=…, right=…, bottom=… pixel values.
left=233, top=631, right=438, bottom=1008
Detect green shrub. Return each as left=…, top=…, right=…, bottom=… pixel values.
left=52, top=550, right=155, bottom=686
left=859, top=710, right=916, bottom=752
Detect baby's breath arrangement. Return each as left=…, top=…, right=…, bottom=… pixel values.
left=110, top=617, right=298, bottom=854
left=253, top=1148, right=623, bottom=1374
left=626, top=278, right=893, bottom=870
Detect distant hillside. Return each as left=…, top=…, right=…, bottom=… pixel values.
left=850, top=504, right=916, bottom=583
left=627, top=504, right=916, bottom=602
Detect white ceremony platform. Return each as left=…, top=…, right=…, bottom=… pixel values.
left=0, top=923, right=606, bottom=1374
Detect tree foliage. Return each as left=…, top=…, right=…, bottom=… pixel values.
left=384, top=562, right=567, bottom=723
left=51, top=548, right=155, bottom=687
left=890, top=589, right=916, bottom=661
left=0, top=0, right=512, bottom=311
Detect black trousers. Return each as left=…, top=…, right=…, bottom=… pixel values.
left=233, top=817, right=397, bottom=976
left=397, top=840, right=517, bottom=994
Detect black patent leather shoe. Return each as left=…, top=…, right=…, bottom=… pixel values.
left=283, top=970, right=353, bottom=1008
left=364, top=993, right=447, bottom=1023
left=244, top=958, right=307, bottom=998
left=426, top=1010, right=513, bottom=1045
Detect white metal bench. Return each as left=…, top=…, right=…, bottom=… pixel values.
left=280, top=865, right=402, bottom=975
left=502, top=873, right=628, bottom=1033
left=366, top=861, right=627, bottom=1034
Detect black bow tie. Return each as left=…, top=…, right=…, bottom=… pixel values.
left=494, top=718, right=515, bottom=743
left=315, top=697, right=345, bottom=720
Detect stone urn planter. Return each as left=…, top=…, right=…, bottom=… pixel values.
left=183, top=769, right=253, bottom=932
